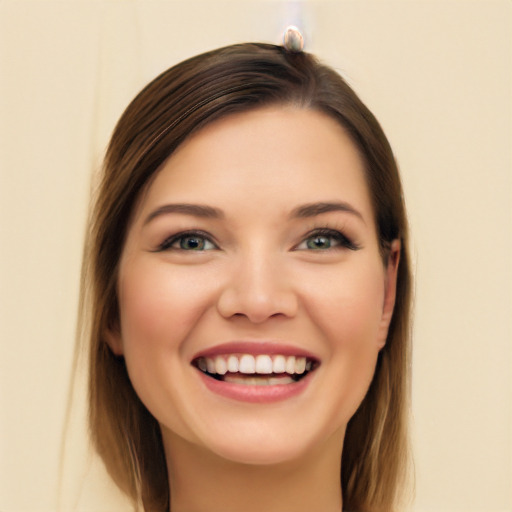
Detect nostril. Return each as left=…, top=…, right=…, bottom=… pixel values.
left=217, top=291, right=298, bottom=324
left=215, top=266, right=298, bottom=323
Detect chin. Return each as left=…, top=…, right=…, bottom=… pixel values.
left=191, top=417, right=343, bottom=468
left=210, top=440, right=308, bottom=466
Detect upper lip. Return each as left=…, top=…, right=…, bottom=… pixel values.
left=191, top=341, right=320, bottom=362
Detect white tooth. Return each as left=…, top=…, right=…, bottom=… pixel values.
left=285, top=356, right=296, bottom=374
left=295, top=357, right=306, bottom=374
left=273, top=355, right=286, bottom=373
left=239, top=354, right=256, bottom=374
left=255, top=355, right=273, bottom=374
left=215, top=356, right=227, bottom=375
left=198, top=358, right=207, bottom=372
left=227, top=355, right=239, bottom=373
left=305, top=360, right=312, bottom=371
left=206, top=358, right=216, bottom=373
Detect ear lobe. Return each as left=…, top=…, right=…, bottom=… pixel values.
left=104, top=323, right=124, bottom=356
left=377, top=239, right=401, bottom=349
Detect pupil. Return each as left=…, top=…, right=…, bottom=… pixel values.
left=182, top=237, right=203, bottom=250
left=309, top=236, right=330, bottom=249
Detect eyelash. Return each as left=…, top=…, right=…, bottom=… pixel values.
left=156, top=228, right=360, bottom=252
left=295, top=228, right=360, bottom=252
left=157, top=230, right=218, bottom=252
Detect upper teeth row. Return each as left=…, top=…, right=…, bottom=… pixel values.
left=197, top=354, right=312, bottom=375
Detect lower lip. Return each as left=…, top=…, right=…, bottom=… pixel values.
left=196, top=370, right=314, bottom=403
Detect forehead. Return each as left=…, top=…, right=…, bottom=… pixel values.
left=136, top=106, right=374, bottom=225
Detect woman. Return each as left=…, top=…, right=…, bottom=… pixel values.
left=81, top=40, right=412, bottom=512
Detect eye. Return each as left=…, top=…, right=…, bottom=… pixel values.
left=158, top=231, right=217, bottom=252
left=296, top=229, right=360, bottom=251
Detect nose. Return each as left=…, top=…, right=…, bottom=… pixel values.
left=216, top=252, right=298, bottom=324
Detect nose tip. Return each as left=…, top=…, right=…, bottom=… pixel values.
left=216, top=259, right=298, bottom=323
left=217, top=289, right=297, bottom=324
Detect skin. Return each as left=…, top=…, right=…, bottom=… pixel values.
left=107, top=106, right=399, bottom=512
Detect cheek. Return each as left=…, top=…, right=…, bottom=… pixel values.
left=117, top=258, right=218, bottom=361
left=115, top=259, right=219, bottom=436
left=301, top=262, right=385, bottom=419
left=303, top=260, right=386, bottom=345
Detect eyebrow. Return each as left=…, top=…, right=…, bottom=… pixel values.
left=144, top=201, right=365, bottom=225
left=144, top=203, right=224, bottom=225
left=289, top=201, right=365, bottom=223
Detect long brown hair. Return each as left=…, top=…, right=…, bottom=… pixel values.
left=82, top=43, right=413, bottom=511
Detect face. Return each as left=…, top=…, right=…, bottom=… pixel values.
left=108, top=106, right=399, bottom=466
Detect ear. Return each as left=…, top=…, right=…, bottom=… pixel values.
left=104, top=322, right=124, bottom=356
left=377, top=239, right=401, bottom=349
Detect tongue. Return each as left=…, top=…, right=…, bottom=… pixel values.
left=223, top=373, right=295, bottom=386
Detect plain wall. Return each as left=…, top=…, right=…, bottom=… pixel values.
left=0, top=1, right=510, bottom=511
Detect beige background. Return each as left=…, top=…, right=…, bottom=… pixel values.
left=1, top=1, right=511, bottom=511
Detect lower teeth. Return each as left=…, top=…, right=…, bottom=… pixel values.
left=223, top=374, right=295, bottom=386
left=203, top=371, right=307, bottom=385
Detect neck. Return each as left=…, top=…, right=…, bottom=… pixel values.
left=162, top=429, right=344, bottom=512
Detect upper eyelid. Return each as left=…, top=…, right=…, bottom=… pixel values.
left=301, top=227, right=350, bottom=240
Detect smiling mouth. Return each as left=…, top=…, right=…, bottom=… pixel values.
left=192, top=354, right=318, bottom=385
